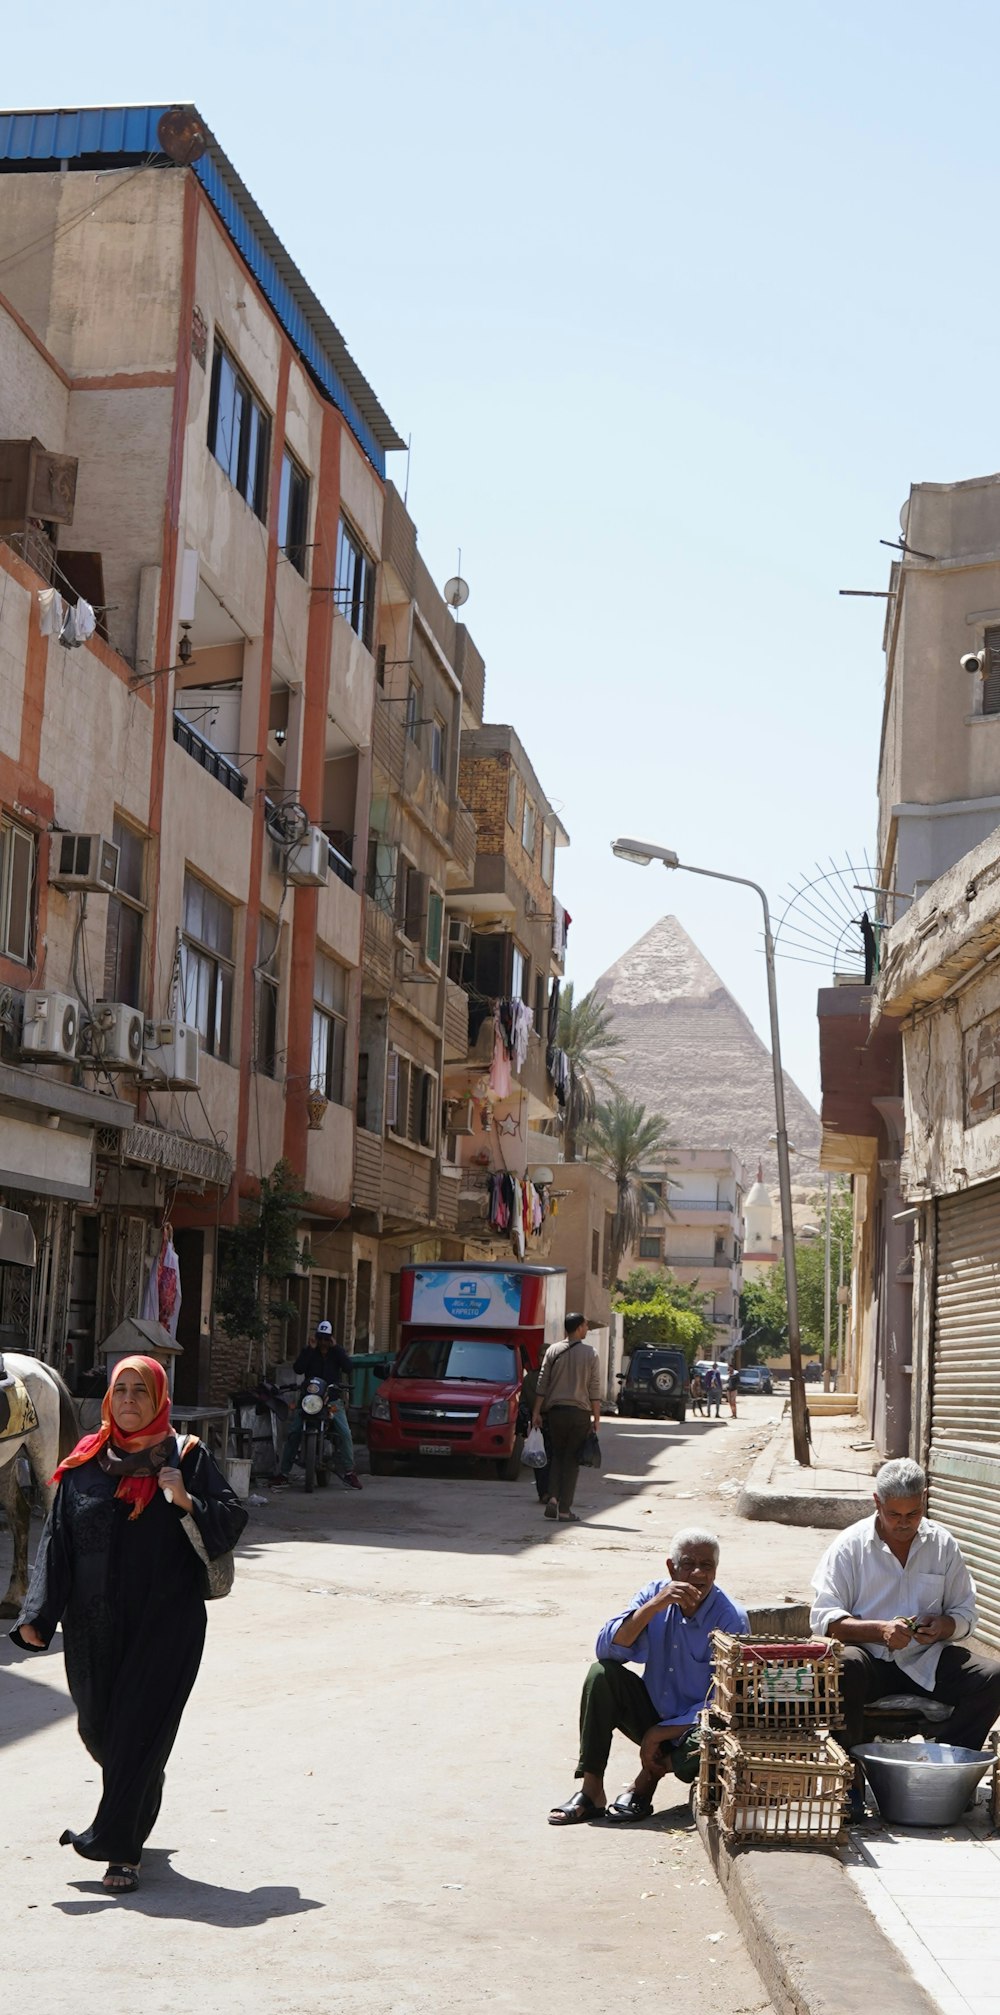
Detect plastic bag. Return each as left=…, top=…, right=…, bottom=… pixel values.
left=521, top=1426, right=548, bottom=1468
left=579, top=1429, right=602, bottom=1470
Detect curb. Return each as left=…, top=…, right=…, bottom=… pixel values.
left=696, top=1809, right=940, bottom=2015
left=737, top=1422, right=872, bottom=1529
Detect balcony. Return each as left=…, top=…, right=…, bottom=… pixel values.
left=173, top=712, right=247, bottom=801
left=323, top=830, right=355, bottom=889
left=449, top=801, right=478, bottom=884
left=353, top=1127, right=383, bottom=1213
left=362, top=896, right=395, bottom=993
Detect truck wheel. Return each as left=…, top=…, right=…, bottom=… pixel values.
left=368, top=1452, right=394, bottom=1476
left=304, top=1436, right=317, bottom=1493
left=498, top=1434, right=524, bottom=1481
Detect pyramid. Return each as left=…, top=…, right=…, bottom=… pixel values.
left=595, top=916, right=821, bottom=1189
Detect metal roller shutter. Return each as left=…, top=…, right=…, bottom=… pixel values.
left=928, top=1182, right=1000, bottom=1649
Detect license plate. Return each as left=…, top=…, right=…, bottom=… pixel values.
left=418, top=1443, right=451, bottom=1456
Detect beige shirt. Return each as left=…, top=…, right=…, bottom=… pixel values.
left=536, top=1338, right=601, bottom=1412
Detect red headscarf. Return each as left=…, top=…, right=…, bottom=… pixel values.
left=53, top=1354, right=173, bottom=1519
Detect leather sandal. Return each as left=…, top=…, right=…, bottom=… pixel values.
left=548, top=1790, right=606, bottom=1826
left=605, top=1790, right=654, bottom=1824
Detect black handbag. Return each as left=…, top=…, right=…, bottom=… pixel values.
left=579, top=1429, right=602, bottom=1470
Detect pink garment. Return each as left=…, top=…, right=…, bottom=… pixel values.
left=488, top=1027, right=512, bottom=1098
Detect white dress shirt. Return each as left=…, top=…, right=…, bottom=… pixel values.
left=810, top=1515, right=978, bottom=1688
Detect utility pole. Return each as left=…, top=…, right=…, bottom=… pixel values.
left=822, top=1173, right=832, bottom=1394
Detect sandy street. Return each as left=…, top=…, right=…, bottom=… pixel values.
left=1, top=1399, right=832, bottom=2015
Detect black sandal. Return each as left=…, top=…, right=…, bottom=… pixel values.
left=102, top=1864, right=139, bottom=1893
left=605, top=1790, right=654, bottom=1824
left=548, top=1790, right=606, bottom=1826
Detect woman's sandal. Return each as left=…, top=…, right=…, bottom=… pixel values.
left=548, top=1790, right=606, bottom=1826
left=604, top=1789, right=654, bottom=1824
left=102, top=1864, right=139, bottom=1893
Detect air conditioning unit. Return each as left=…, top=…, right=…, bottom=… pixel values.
left=445, top=1096, right=475, bottom=1137
left=50, top=832, right=120, bottom=895
left=90, top=1001, right=144, bottom=1071
left=447, top=915, right=472, bottom=953
left=143, top=1019, right=201, bottom=1089
left=287, top=824, right=328, bottom=887
left=21, top=989, right=80, bottom=1061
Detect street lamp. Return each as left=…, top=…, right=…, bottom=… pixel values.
left=610, top=836, right=811, bottom=1466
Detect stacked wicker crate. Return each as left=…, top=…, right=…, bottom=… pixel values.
left=698, top=1632, right=852, bottom=1847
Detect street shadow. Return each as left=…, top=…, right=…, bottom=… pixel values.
left=54, top=1849, right=324, bottom=1925
left=0, top=1632, right=74, bottom=1752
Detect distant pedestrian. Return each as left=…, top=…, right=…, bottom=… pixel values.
left=690, top=1371, right=706, bottom=1417
left=706, top=1367, right=722, bottom=1417
left=11, top=1355, right=246, bottom=1894
left=531, top=1314, right=601, bottom=1523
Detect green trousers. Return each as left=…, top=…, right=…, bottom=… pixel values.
left=575, top=1659, right=700, bottom=1784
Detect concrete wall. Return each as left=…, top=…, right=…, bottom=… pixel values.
left=544, top=1161, right=617, bottom=1325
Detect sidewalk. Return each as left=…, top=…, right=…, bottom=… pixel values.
left=845, top=1796, right=1000, bottom=2015
left=738, top=1407, right=877, bottom=1527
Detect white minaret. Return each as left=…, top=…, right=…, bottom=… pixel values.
left=743, top=1161, right=775, bottom=1259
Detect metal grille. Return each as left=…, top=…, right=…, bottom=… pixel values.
left=928, top=1183, right=1000, bottom=1648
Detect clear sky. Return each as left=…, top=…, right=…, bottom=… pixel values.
left=5, top=2, right=997, bottom=1108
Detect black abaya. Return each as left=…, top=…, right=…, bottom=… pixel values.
left=12, top=1440, right=247, bottom=1866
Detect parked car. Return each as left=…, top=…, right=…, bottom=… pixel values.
left=617, top=1347, right=689, bottom=1423
left=803, top=1362, right=823, bottom=1382
left=737, top=1365, right=773, bottom=1395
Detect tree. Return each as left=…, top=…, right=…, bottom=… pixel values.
left=739, top=1184, right=855, bottom=1357
left=216, top=1159, right=311, bottom=1376
left=738, top=1276, right=788, bottom=1359
left=556, top=982, right=620, bottom=1161
left=614, top=1268, right=714, bottom=1351
left=582, top=1093, right=673, bottom=1285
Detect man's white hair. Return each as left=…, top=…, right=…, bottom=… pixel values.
left=668, top=1526, right=720, bottom=1564
left=874, top=1458, right=926, bottom=1502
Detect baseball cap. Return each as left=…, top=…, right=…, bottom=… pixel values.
left=316, top=1320, right=333, bottom=1336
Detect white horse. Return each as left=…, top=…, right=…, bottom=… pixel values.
left=0, top=1354, right=78, bottom=1619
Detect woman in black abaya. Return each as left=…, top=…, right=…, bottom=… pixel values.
left=11, top=1354, right=247, bottom=1893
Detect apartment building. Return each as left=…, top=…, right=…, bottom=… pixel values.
left=626, top=1147, right=744, bottom=1344
left=0, top=104, right=401, bottom=1396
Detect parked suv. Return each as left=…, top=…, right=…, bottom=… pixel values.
left=617, top=1347, right=689, bottom=1423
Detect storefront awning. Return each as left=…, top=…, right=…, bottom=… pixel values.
left=0, top=1206, right=36, bottom=1267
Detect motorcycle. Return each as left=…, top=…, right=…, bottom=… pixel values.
left=299, top=1377, right=343, bottom=1493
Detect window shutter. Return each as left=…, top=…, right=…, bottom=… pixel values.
left=984, top=630, right=1000, bottom=715
left=405, top=870, right=428, bottom=943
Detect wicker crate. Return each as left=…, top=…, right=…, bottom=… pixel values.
left=710, top=1630, right=843, bottom=1731
left=697, top=1710, right=726, bottom=1814
left=717, top=1729, right=852, bottom=1846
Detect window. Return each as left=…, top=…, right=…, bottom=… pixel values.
left=311, top=952, right=348, bottom=1105
left=639, top=1235, right=662, bottom=1260
left=256, top=915, right=280, bottom=1079
left=277, top=449, right=309, bottom=576
left=405, top=678, right=421, bottom=742
left=103, top=816, right=145, bottom=1007
left=334, top=517, right=375, bottom=647
left=982, top=628, right=1000, bottom=715
left=541, top=822, right=554, bottom=887
left=521, top=796, right=536, bottom=857
left=395, top=858, right=426, bottom=942
left=0, top=816, right=34, bottom=964
left=534, top=972, right=545, bottom=1030
left=506, top=769, right=519, bottom=827
left=510, top=944, right=525, bottom=1002
left=591, top=1229, right=600, bottom=1277
left=366, top=835, right=397, bottom=917
left=429, top=714, right=447, bottom=777
left=425, top=887, right=444, bottom=970
left=356, top=1050, right=370, bottom=1130
left=208, top=340, right=270, bottom=519
left=181, top=872, right=235, bottom=1060
left=387, top=1048, right=437, bottom=1149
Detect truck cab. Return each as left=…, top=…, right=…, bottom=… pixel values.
left=367, top=1262, right=566, bottom=1480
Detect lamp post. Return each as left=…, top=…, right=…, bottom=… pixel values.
left=822, top=1172, right=832, bottom=1394
left=611, top=837, right=810, bottom=1466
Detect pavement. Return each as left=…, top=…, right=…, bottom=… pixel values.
left=738, top=1404, right=878, bottom=1527
left=845, top=1803, right=1000, bottom=2015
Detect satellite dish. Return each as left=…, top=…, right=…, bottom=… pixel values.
left=899, top=501, right=910, bottom=537
left=157, top=108, right=208, bottom=166
left=443, top=576, right=470, bottom=609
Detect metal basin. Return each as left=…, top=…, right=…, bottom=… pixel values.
left=851, top=1741, right=994, bottom=1826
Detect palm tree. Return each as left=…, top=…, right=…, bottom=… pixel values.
left=582, top=1093, right=674, bottom=1286
left=557, top=983, right=621, bottom=1160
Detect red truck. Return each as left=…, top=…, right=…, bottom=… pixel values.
left=367, top=1261, right=567, bottom=1479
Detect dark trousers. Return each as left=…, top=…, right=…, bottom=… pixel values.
left=840, top=1643, right=1000, bottom=1752
left=575, top=1659, right=699, bottom=1784
left=544, top=1404, right=591, bottom=1513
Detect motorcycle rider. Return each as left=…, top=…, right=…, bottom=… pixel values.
left=271, top=1321, right=362, bottom=1490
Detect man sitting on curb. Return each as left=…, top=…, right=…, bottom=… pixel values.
left=548, top=1528, right=748, bottom=1825
left=811, top=1456, right=1000, bottom=1811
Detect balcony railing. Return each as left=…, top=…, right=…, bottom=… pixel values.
left=173, top=712, right=247, bottom=800
left=324, top=832, right=355, bottom=888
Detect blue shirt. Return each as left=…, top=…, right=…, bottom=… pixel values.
left=595, top=1580, right=749, bottom=1726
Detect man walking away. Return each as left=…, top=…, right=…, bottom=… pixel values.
left=811, top=1456, right=1000, bottom=1816
left=532, top=1314, right=601, bottom=1523
left=271, top=1320, right=362, bottom=1490
left=706, top=1366, right=722, bottom=1417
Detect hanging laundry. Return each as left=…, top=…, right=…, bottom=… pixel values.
left=140, top=1227, right=182, bottom=1338
left=37, top=587, right=66, bottom=637
left=59, top=598, right=97, bottom=649
left=547, top=1045, right=570, bottom=1106
left=488, top=1022, right=512, bottom=1098
left=547, top=977, right=561, bottom=1049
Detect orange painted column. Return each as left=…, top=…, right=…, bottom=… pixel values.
left=282, top=406, right=342, bottom=1180
left=234, top=345, right=291, bottom=1183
